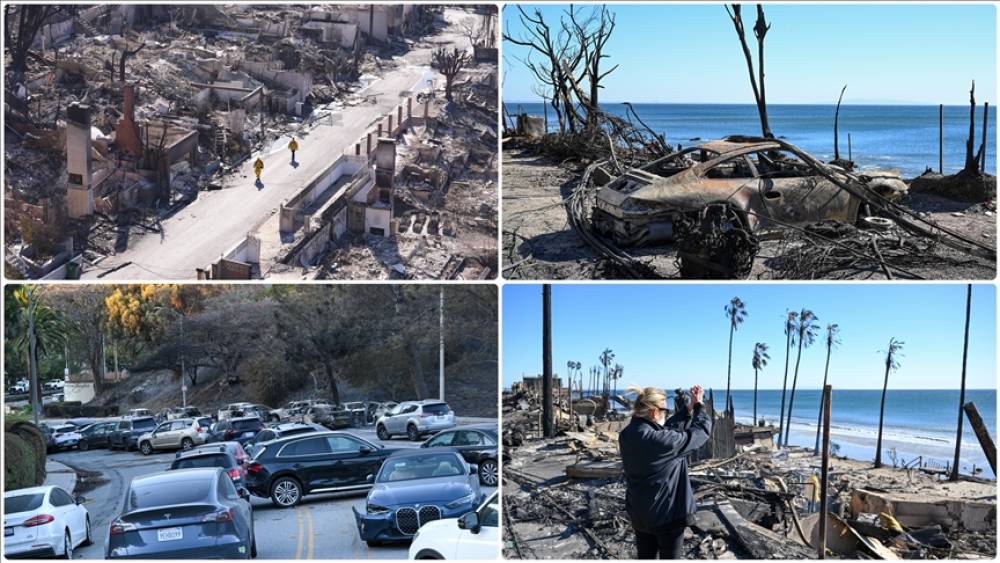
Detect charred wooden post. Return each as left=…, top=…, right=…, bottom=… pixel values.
left=818, top=384, right=832, bottom=559
left=951, top=284, right=972, bottom=482
left=964, top=81, right=981, bottom=173
left=848, top=133, right=852, bottom=162
left=542, top=284, right=554, bottom=438
left=964, top=401, right=996, bottom=475
left=940, top=104, right=944, bottom=173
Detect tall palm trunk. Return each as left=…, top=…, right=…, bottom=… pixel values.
left=753, top=367, right=759, bottom=425
left=874, top=360, right=891, bottom=468
left=726, top=323, right=734, bottom=409
left=814, top=343, right=833, bottom=455
left=777, top=331, right=792, bottom=448
left=784, top=337, right=806, bottom=447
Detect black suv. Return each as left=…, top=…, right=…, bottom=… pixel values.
left=420, top=424, right=500, bottom=486
left=245, top=431, right=397, bottom=508
left=109, top=417, right=158, bottom=451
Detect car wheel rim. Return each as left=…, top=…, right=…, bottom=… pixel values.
left=182, top=440, right=192, bottom=450
left=275, top=482, right=299, bottom=506
left=482, top=462, right=498, bottom=485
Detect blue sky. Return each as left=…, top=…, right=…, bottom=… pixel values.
left=503, top=4, right=997, bottom=104
left=502, top=284, right=997, bottom=391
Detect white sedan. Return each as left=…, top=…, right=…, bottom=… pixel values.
left=3, top=486, right=92, bottom=559
left=408, top=492, right=498, bottom=560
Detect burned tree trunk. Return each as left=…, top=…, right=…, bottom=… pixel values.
left=5, top=6, right=61, bottom=74
left=432, top=47, right=471, bottom=101
left=833, top=84, right=847, bottom=161
left=963, top=81, right=983, bottom=174
left=115, top=38, right=146, bottom=83
left=726, top=4, right=773, bottom=139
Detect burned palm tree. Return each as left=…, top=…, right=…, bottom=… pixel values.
left=777, top=310, right=798, bottom=447
left=874, top=338, right=904, bottom=468
left=724, top=297, right=748, bottom=409
left=599, top=348, right=615, bottom=401
left=814, top=324, right=841, bottom=455
left=783, top=309, right=819, bottom=448
left=751, top=342, right=769, bottom=425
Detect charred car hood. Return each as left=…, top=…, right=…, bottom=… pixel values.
left=368, top=475, right=474, bottom=507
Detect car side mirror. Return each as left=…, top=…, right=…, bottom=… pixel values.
left=75, top=496, right=86, bottom=505
left=458, top=511, right=480, bottom=533
left=366, top=474, right=375, bottom=484
left=469, top=464, right=478, bottom=476
left=359, top=446, right=373, bottom=455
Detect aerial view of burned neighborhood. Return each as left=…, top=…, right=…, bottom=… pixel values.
left=4, top=4, right=499, bottom=281
left=4, top=284, right=499, bottom=559
left=502, top=4, right=997, bottom=280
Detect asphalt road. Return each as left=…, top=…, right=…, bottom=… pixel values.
left=51, top=426, right=496, bottom=560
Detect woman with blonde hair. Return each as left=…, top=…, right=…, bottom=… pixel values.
left=618, top=384, right=710, bottom=559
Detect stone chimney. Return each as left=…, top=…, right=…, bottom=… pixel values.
left=115, top=83, right=143, bottom=157
left=65, top=103, right=94, bottom=218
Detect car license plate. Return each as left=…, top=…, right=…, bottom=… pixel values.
left=157, top=527, right=183, bottom=542
left=4, top=527, right=13, bottom=537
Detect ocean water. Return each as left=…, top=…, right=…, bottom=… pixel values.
left=578, top=388, right=997, bottom=478
left=507, top=102, right=998, bottom=178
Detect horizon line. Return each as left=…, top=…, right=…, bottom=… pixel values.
left=503, top=100, right=983, bottom=107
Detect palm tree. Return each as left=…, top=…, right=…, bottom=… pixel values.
left=6, top=286, right=69, bottom=376
left=814, top=324, right=841, bottom=455
left=599, top=348, right=615, bottom=401
left=777, top=310, right=798, bottom=447
left=784, top=309, right=819, bottom=448
left=724, top=297, right=748, bottom=408
left=751, top=342, right=769, bottom=425
left=874, top=338, right=904, bottom=468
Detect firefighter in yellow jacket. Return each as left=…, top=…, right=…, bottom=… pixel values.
left=253, top=157, right=264, bottom=180
left=288, top=138, right=299, bottom=164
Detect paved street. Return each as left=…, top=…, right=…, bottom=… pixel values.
left=51, top=426, right=496, bottom=559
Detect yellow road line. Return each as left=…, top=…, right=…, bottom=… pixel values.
left=294, top=507, right=304, bottom=560
left=305, top=507, right=315, bottom=560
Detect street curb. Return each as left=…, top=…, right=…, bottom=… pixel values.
left=43, top=460, right=78, bottom=494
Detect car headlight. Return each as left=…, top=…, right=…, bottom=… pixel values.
left=367, top=502, right=390, bottom=514
left=446, top=492, right=477, bottom=509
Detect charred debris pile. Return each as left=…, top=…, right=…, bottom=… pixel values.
left=4, top=4, right=439, bottom=278
left=501, top=385, right=997, bottom=560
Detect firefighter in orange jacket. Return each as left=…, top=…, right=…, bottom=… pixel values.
left=254, top=157, right=264, bottom=180
left=288, top=138, right=299, bottom=164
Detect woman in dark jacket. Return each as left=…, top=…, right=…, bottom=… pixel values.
left=618, top=385, right=711, bottom=559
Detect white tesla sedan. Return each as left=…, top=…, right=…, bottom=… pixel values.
left=408, top=492, right=498, bottom=560
left=3, top=486, right=91, bottom=559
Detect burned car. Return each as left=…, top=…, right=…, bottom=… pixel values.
left=591, top=137, right=907, bottom=248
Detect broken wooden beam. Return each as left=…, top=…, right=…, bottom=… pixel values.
left=963, top=401, right=996, bottom=475
left=714, top=499, right=816, bottom=559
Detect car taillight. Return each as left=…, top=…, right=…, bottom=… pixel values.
left=195, top=426, right=204, bottom=433
left=23, top=514, right=54, bottom=527
left=109, top=520, right=136, bottom=535
left=202, top=510, right=233, bottom=523
left=247, top=462, right=263, bottom=474
left=228, top=468, right=242, bottom=481
left=224, top=429, right=236, bottom=439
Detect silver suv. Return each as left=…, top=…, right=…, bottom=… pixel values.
left=137, top=418, right=210, bottom=455
left=375, top=400, right=455, bottom=441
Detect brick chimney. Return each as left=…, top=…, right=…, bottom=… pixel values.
left=115, top=83, right=143, bottom=157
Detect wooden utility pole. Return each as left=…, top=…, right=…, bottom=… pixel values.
left=939, top=104, right=944, bottom=174
left=964, top=402, right=996, bottom=476
left=818, top=384, right=832, bottom=559
left=951, top=284, right=972, bottom=481
left=542, top=284, right=554, bottom=438
left=848, top=133, right=852, bottom=163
